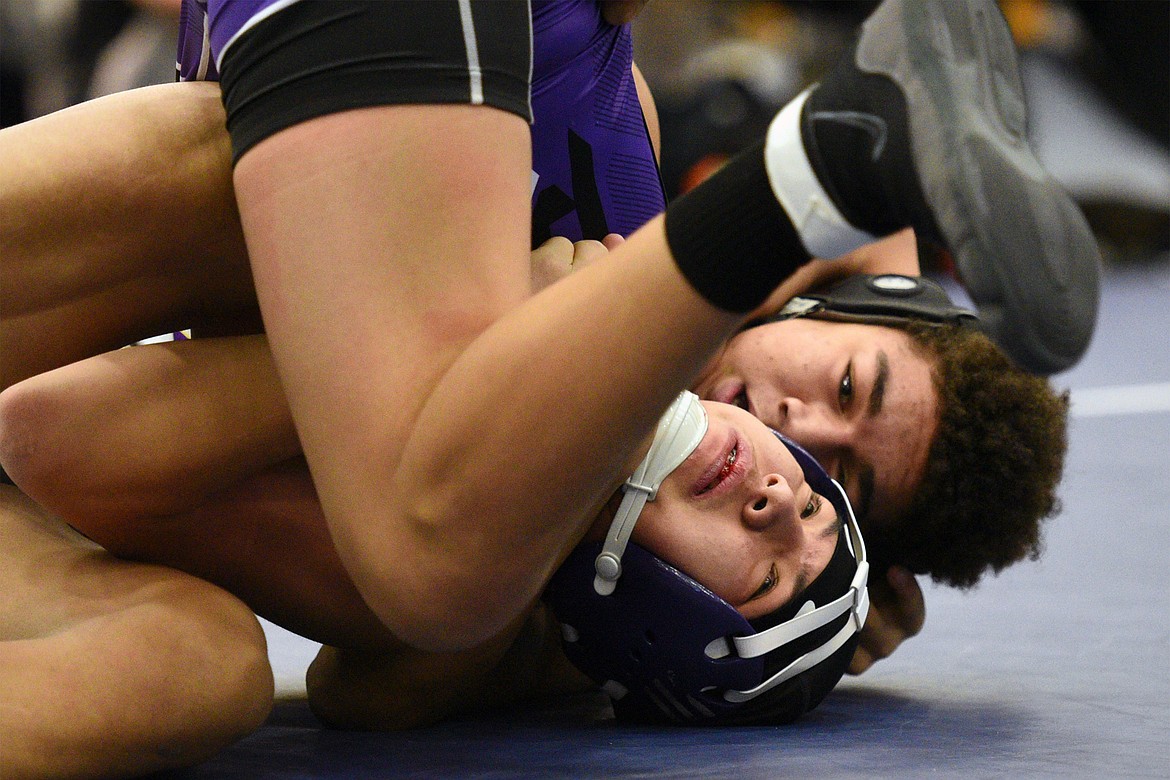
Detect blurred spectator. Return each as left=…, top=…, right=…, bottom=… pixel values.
left=1, top=0, right=179, bottom=127
left=633, top=0, right=1167, bottom=259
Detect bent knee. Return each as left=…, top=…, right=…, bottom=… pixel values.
left=0, top=377, right=170, bottom=544
left=0, top=379, right=60, bottom=498
left=0, top=380, right=118, bottom=531
left=134, top=581, right=275, bottom=756
left=186, top=582, right=275, bottom=721
left=0, top=574, right=274, bottom=778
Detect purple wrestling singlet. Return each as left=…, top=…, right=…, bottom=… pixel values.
left=178, top=0, right=665, bottom=245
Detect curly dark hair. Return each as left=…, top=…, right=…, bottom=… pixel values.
left=865, top=321, right=1070, bottom=589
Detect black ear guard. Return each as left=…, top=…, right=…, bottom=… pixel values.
left=767, top=274, right=980, bottom=329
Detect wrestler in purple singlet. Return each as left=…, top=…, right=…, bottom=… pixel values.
left=177, top=0, right=665, bottom=245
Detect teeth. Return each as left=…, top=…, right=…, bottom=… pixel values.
left=702, top=445, right=738, bottom=494
left=719, top=446, right=737, bottom=482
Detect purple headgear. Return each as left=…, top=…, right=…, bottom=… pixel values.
left=544, top=391, right=869, bottom=724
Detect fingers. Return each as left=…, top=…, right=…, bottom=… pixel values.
left=886, top=565, right=926, bottom=635
left=570, top=238, right=610, bottom=270
left=601, top=233, right=625, bottom=251
left=529, top=237, right=576, bottom=293
left=531, top=236, right=574, bottom=264
left=529, top=236, right=621, bottom=293
left=848, top=645, right=878, bottom=675
left=847, top=566, right=926, bottom=675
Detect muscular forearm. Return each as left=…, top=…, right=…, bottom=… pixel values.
left=359, top=220, right=741, bottom=650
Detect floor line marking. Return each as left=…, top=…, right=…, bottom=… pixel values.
left=1069, top=381, right=1170, bottom=418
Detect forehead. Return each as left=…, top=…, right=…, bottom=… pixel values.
left=762, top=317, right=921, bottom=347
left=727, top=318, right=933, bottom=376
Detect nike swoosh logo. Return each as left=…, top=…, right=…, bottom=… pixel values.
left=811, top=111, right=888, bottom=162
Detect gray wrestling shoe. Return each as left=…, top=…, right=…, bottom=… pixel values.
left=801, top=0, right=1102, bottom=375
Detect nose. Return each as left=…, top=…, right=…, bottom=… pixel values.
left=743, top=474, right=798, bottom=533
left=779, top=396, right=850, bottom=463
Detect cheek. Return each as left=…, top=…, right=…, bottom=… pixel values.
left=800, top=528, right=836, bottom=577
left=634, top=495, right=768, bottom=602
left=628, top=502, right=679, bottom=560
left=635, top=504, right=714, bottom=571
left=737, top=329, right=818, bottom=383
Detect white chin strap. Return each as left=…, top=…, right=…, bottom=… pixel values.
left=593, top=391, right=708, bottom=596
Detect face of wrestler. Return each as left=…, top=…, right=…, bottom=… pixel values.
left=691, top=319, right=939, bottom=530
left=629, top=401, right=841, bottom=622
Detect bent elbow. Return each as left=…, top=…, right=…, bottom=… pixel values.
left=343, top=522, right=525, bottom=653
left=362, top=572, right=519, bottom=654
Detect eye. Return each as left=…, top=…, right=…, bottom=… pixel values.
left=801, top=493, right=823, bottom=519
left=749, top=563, right=778, bottom=601
left=838, top=363, right=854, bottom=408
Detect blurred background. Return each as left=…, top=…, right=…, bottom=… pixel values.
left=636, top=0, right=1165, bottom=268
left=2, top=0, right=1167, bottom=265
left=629, top=0, right=1169, bottom=267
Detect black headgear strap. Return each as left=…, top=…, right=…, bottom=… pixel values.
left=761, top=274, right=980, bottom=329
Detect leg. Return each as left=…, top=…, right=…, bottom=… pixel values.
left=0, top=82, right=258, bottom=389
left=0, top=486, right=273, bottom=779
left=776, top=0, right=1101, bottom=373
left=0, top=335, right=388, bottom=650
left=0, top=336, right=298, bottom=524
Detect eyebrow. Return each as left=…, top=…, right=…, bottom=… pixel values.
left=822, top=510, right=845, bottom=540
left=788, top=510, right=843, bottom=604
left=853, top=351, right=887, bottom=522
left=867, top=350, right=889, bottom=417
left=790, top=567, right=810, bottom=606
left=857, top=466, right=875, bottom=524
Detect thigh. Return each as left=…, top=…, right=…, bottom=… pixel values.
left=0, top=486, right=273, bottom=777
left=217, top=1, right=535, bottom=619
left=0, top=82, right=258, bottom=389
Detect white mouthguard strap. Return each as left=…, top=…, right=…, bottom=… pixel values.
left=593, top=391, right=708, bottom=595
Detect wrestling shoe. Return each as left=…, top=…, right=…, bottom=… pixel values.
left=767, top=0, right=1101, bottom=375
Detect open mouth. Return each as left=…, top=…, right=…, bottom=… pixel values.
left=694, top=431, right=749, bottom=498
left=698, top=444, right=738, bottom=495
